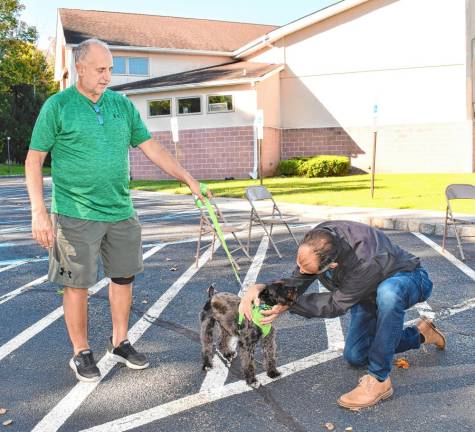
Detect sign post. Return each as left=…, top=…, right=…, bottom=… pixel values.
left=255, top=110, right=264, bottom=185
left=6, top=136, right=11, bottom=176
left=170, top=117, right=181, bottom=187
left=370, top=104, right=378, bottom=198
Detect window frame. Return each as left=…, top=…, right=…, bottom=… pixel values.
left=147, top=98, right=172, bottom=118
left=176, top=96, right=202, bottom=116
left=111, top=56, right=149, bottom=77
left=206, top=94, right=234, bottom=114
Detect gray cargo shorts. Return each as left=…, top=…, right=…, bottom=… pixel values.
left=48, top=213, right=143, bottom=288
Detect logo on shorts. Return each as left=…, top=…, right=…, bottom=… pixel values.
left=59, top=267, right=72, bottom=279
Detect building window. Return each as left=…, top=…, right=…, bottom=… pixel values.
left=112, top=56, right=149, bottom=76
left=129, top=57, right=148, bottom=75
left=113, top=56, right=126, bottom=74
left=148, top=99, right=171, bottom=117
left=178, top=97, right=201, bottom=115
left=207, top=95, right=233, bottom=113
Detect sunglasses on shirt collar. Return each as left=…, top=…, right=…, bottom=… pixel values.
left=92, top=104, right=104, bottom=125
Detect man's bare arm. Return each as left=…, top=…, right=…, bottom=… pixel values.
left=25, top=149, right=54, bottom=248
left=138, top=139, right=203, bottom=198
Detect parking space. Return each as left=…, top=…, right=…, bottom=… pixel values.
left=0, top=177, right=474, bottom=432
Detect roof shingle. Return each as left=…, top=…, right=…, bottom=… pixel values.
left=59, top=9, right=278, bottom=52
left=110, top=61, right=283, bottom=92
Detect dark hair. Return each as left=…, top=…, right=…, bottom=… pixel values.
left=300, top=228, right=339, bottom=270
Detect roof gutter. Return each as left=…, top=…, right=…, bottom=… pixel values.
left=233, top=0, right=370, bottom=58
left=116, top=65, right=284, bottom=95
left=65, top=43, right=233, bottom=57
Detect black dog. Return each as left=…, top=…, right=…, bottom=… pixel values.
left=200, top=282, right=297, bottom=387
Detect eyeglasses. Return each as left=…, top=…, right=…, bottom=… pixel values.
left=93, top=104, right=104, bottom=125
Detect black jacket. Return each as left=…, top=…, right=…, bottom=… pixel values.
left=268, top=220, right=420, bottom=319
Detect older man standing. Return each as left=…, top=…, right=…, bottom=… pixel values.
left=240, top=220, right=446, bottom=410
left=25, top=39, right=204, bottom=382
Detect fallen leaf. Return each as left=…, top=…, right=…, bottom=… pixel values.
left=0, top=409, right=5, bottom=415
left=2, top=420, right=13, bottom=426
left=393, top=358, right=410, bottom=369
left=169, top=267, right=178, bottom=271
left=324, top=422, right=335, bottom=431
left=56, top=289, right=64, bottom=296
left=345, top=427, right=353, bottom=432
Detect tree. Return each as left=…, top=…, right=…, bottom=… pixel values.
left=0, top=0, right=57, bottom=162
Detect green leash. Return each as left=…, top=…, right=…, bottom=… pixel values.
left=238, top=303, right=272, bottom=337
left=194, top=183, right=242, bottom=286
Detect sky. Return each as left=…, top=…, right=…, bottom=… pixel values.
left=19, top=0, right=339, bottom=49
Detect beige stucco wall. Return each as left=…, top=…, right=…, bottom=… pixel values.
left=256, top=72, right=280, bottom=128
left=108, top=51, right=232, bottom=86
left=249, top=0, right=472, bottom=172
left=127, top=84, right=257, bottom=133
left=61, top=48, right=231, bottom=88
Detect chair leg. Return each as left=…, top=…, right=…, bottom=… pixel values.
left=196, top=220, right=203, bottom=268
left=232, top=231, right=251, bottom=260
left=451, top=219, right=465, bottom=261
left=284, top=222, right=299, bottom=246
left=442, top=207, right=448, bottom=252
left=259, top=222, right=282, bottom=258
left=247, top=218, right=253, bottom=254
left=211, top=232, right=216, bottom=261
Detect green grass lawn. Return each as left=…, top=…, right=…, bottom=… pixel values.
left=0, top=164, right=51, bottom=176
left=130, top=173, right=475, bottom=214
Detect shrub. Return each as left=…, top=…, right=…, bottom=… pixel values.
left=276, top=159, right=302, bottom=176
left=278, top=155, right=350, bottom=177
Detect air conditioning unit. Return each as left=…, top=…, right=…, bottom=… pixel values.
left=208, top=102, right=229, bottom=112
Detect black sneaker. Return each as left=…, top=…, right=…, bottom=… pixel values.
left=107, top=337, right=149, bottom=370
left=69, top=349, right=101, bottom=382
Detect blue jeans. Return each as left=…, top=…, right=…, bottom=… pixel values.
left=343, top=266, right=433, bottom=381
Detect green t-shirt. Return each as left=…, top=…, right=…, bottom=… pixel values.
left=29, top=85, right=151, bottom=221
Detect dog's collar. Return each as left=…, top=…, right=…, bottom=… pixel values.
left=237, top=303, right=272, bottom=337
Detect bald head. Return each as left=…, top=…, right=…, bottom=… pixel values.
left=74, top=39, right=110, bottom=65
left=74, top=39, right=113, bottom=101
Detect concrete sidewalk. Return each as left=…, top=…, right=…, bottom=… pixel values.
left=145, top=190, right=475, bottom=240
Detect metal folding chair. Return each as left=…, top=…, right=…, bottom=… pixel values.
left=442, top=183, right=475, bottom=260
left=195, top=197, right=251, bottom=269
left=245, top=185, right=299, bottom=258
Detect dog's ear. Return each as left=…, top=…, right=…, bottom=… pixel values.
left=286, top=288, right=298, bottom=303
left=207, top=284, right=216, bottom=298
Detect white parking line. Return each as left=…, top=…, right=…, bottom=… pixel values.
left=0, top=242, right=18, bottom=248
left=200, top=236, right=269, bottom=392
left=74, top=292, right=475, bottom=432
left=411, top=232, right=475, bottom=281
left=79, top=349, right=342, bottom=432
left=319, top=285, right=345, bottom=351
left=0, top=244, right=166, bottom=363
left=0, top=275, right=48, bottom=305
left=31, top=243, right=220, bottom=432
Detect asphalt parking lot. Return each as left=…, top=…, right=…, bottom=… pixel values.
left=0, top=177, right=474, bottom=432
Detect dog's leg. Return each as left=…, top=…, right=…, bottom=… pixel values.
left=217, top=326, right=237, bottom=365
left=200, top=309, right=215, bottom=371
left=261, top=328, right=281, bottom=379
left=238, top=333, right=259, bottom=387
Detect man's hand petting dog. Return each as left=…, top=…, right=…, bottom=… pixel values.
left=239, top=283, right=289, bottom=324
left=260, top=304, right=289, bottom=324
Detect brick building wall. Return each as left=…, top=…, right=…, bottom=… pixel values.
left=281, top=127, right=362, bottom=159
left=129, top=126, right=254, bottom=180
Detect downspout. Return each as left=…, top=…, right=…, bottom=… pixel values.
left=250, top=80, right=258, bottom=179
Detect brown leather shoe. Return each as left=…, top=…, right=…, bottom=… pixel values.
left=337, top=374, right=393, bottom=410
left=416, top=316, right=446, bottom=350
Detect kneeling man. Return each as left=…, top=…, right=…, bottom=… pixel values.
left=239, top=220, right=445, bottom=410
